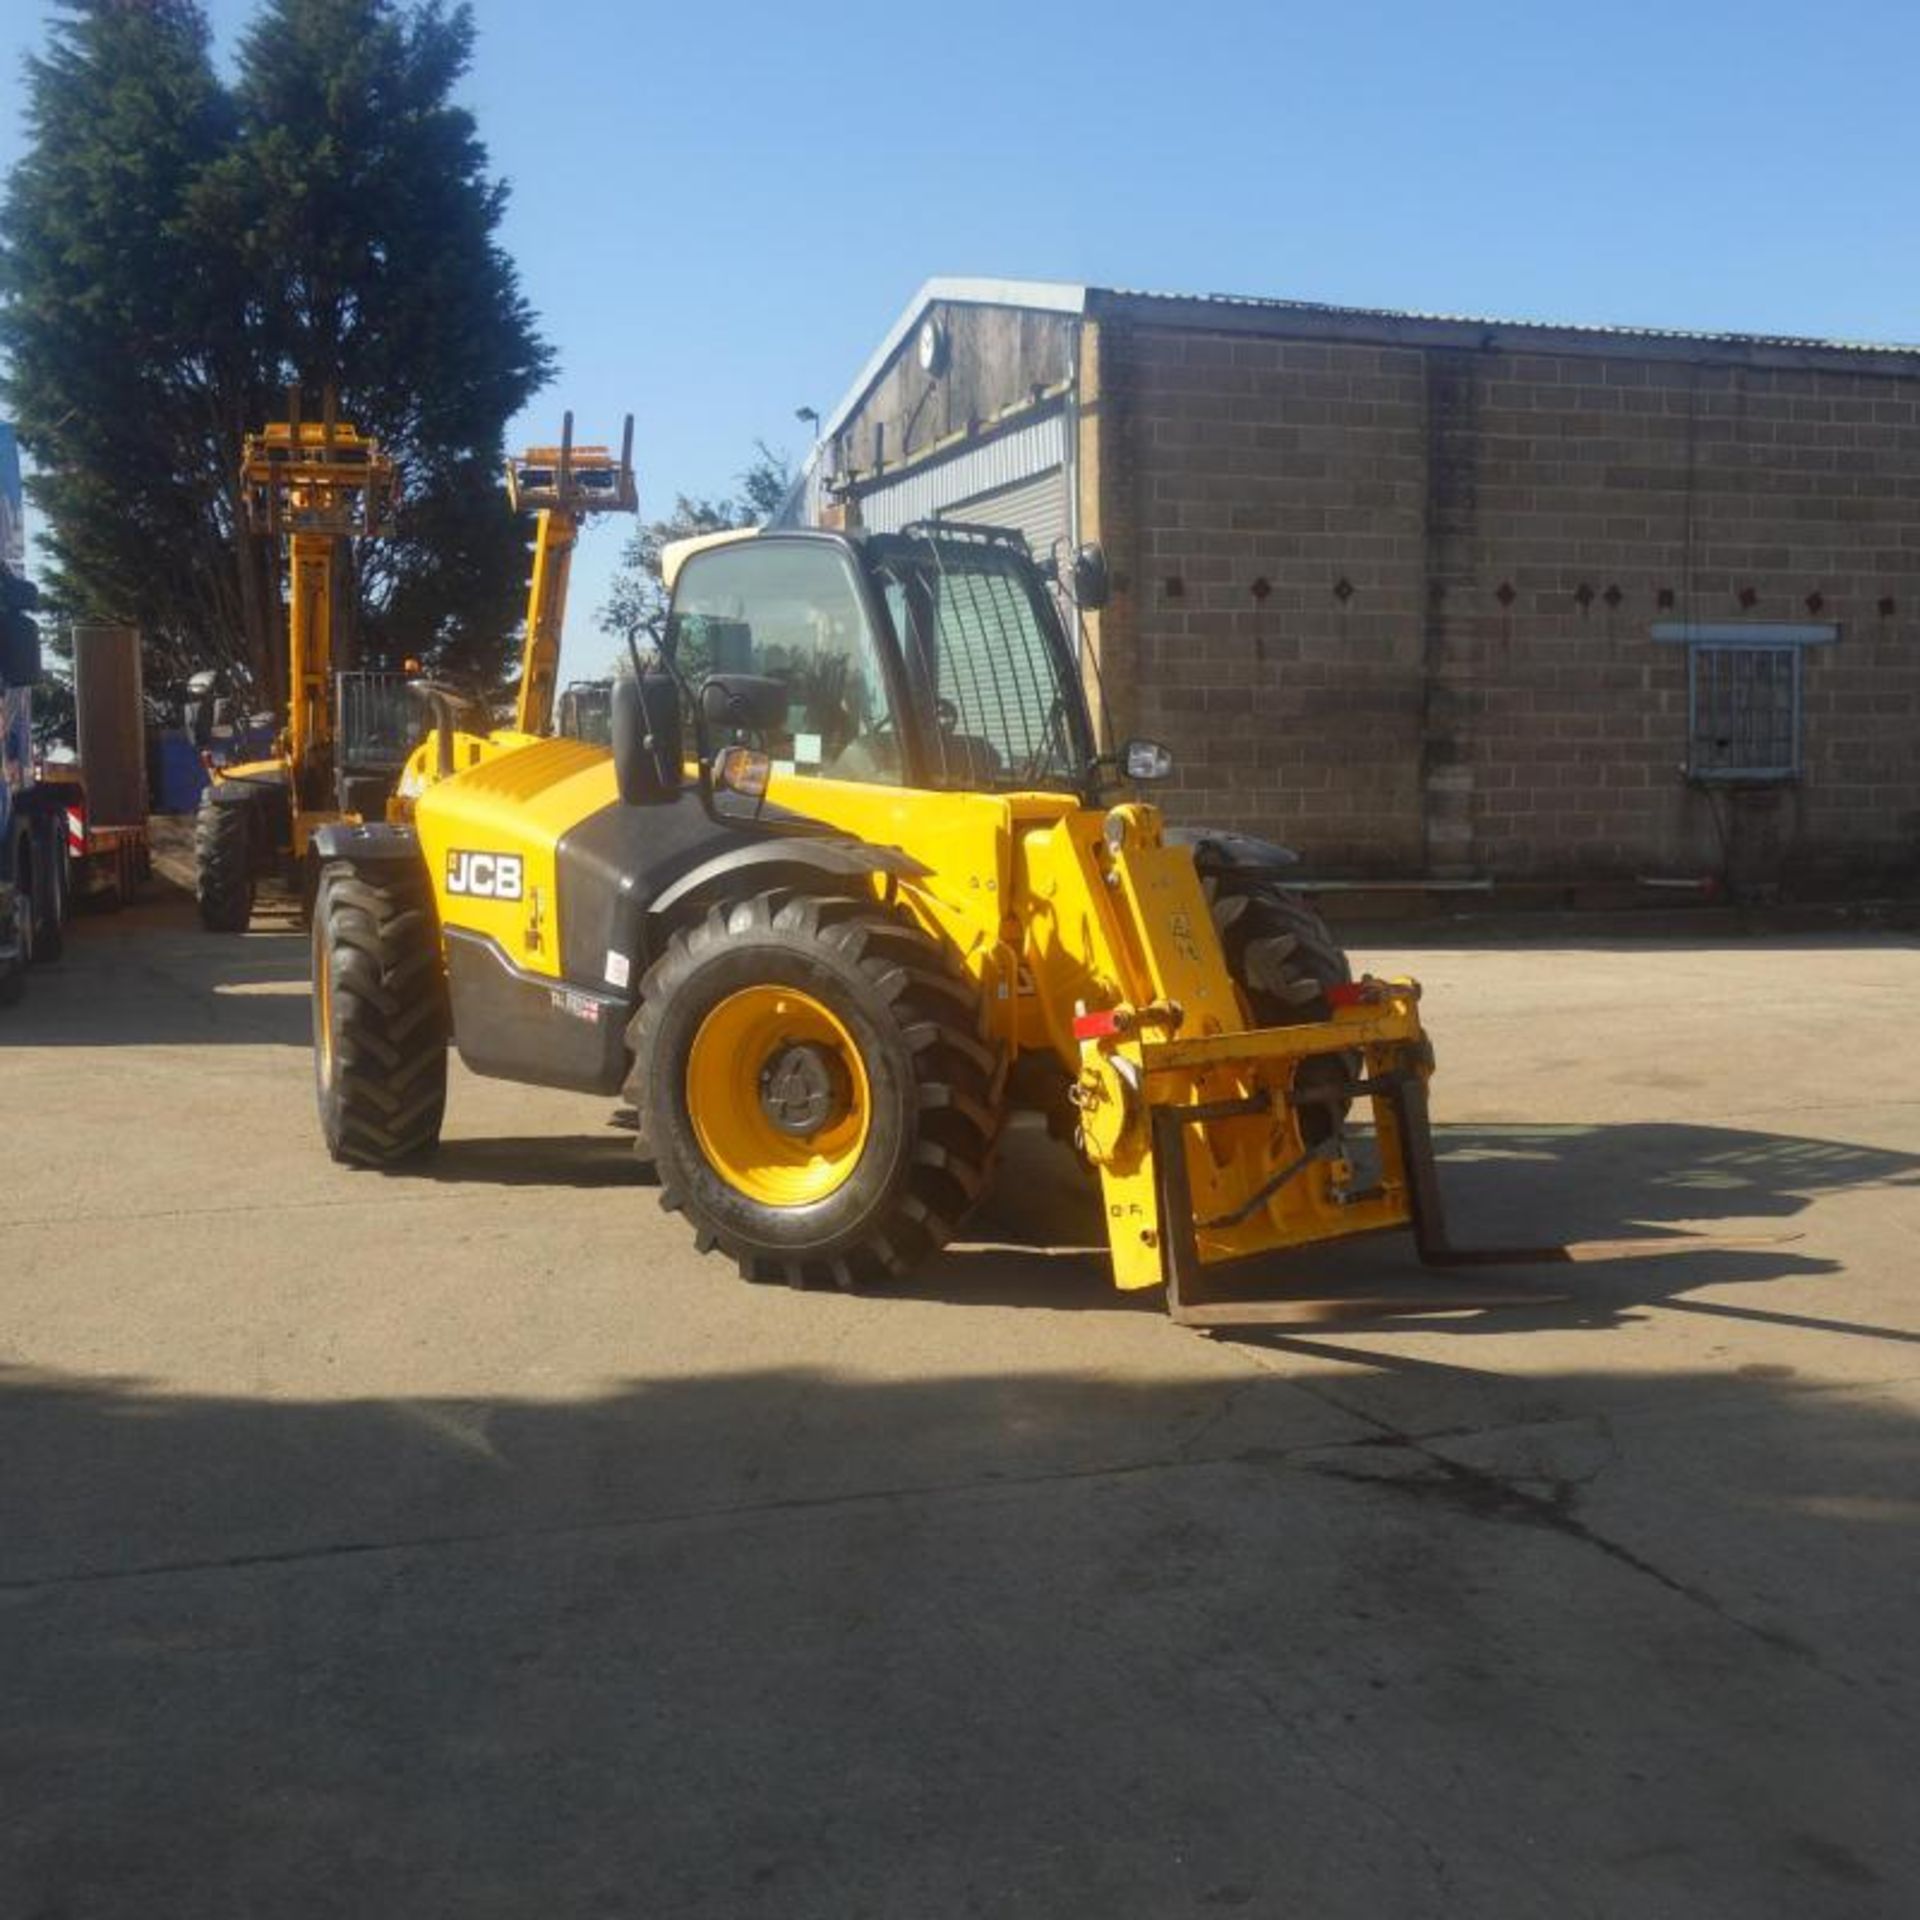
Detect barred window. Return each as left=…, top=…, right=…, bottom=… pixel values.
left=1654, top=622, right=1834, bottom=785
left=1688, top=644, right=1802, bottom=781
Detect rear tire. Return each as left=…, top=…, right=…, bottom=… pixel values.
left=8, top=833, right=37, bottom=972
left=32, top=837, right=66, bottom=963
left=195, top=798, right=254, bottom=932
left=312, top=859, right=448, bottom=1166
left=627, top=888, right=1002, bottom=1289
left=0, top=890, right=24, bottom=1007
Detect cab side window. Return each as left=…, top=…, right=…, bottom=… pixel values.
left=667, top=542, right=900, bottom=785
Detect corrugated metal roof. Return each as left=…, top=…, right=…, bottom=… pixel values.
left=776, top=276, right=1920, bottom=527
left=1096, top=284, right=1920, bottom=357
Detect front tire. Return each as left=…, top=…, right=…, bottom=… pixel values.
left=312, top=859, right=449, bottom=1165
left=1206, top=877, right=1350, bottom=1020
left=195, top=798, right=255, bottom=932
left=1207, top=877, right=1353, bottom=1141
left=626, top=889, right=1002, bottom=1289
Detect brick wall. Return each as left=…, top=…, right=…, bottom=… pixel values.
left=1104, top=318, right=1920, bottom=888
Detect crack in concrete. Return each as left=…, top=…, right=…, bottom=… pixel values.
left=4, top=1334, right=1908, bottom=1698
left=0, top=1427, right=1352, bottom=1596
left=1256, top=1358, right=1854, bottom=1690
left=8, top=1190, right=479, bottom=1230
left=1224, top=1661, right=1595, bottom=1919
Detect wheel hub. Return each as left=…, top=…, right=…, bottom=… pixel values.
left=758, top=1041, right=852, bottom=1136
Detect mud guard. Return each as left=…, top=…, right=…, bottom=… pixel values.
left=645, top=835, right=929, bottom=924
left=310, top=820, right=421, bottom=866
left=1165, top=827, right=1299, bottom=876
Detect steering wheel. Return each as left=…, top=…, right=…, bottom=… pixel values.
left=865, top=698, right=957, bottom=744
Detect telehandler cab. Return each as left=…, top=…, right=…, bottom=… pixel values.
left=309, top=519, right=1593, bottom=1323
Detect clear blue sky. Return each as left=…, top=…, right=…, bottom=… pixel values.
left=6, top=0, right=1920, bottom=683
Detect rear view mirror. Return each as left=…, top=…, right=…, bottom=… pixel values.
left=713, top=744, right=772, bottom=801
left=1122, top=738, right=1174, bottom=782
left=613, top=674, right=684, bottom=806
left=1071, top=544, right=1110, bottom=611
left=407, top=678, right=461, bottom=778
left=0, top=570, right=41, bottom=686
left=0, top=614, right=41, bottom=689
left=699, top=673, right=788, bottom=735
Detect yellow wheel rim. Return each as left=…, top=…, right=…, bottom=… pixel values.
left=686, top=985, right=871, bottom=1206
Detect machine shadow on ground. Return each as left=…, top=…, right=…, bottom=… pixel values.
left=8, top=897, right=313, bottom=1049
left=891, top=1117, right=1903, bottom=1334
left=1, top=1356, right=1913, bottom=1918
left=423, top=1133, right=657, bottom=1190
left=363, top=1105, right=1902, bottom=1334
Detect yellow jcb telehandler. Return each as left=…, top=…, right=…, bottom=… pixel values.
left=306, top=519, right=1652, bottom=1323
left=194, top=392, right=400, bottom=930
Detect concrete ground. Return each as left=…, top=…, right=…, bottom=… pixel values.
left=3, top=886, right=1917, bottom=1919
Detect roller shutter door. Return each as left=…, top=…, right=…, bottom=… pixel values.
left=853, top=408, right=1067, bottom=552
left=936, top=466, right=1070, bottom=569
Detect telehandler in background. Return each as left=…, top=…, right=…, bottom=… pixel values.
left=194, top=393, right=402, bottom=930
left=199, top=406, right=637, bottom=931
left=305, top=512, right=1637, bottom=1326
left=386, top=413, right=638, bottom=803
left=501, top=414, right=637, bottom=741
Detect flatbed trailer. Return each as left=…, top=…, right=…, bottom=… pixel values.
left=50, top=779, right=150, bottom=907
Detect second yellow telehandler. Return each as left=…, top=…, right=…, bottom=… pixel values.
left=195, top=393, right=402, bottom=930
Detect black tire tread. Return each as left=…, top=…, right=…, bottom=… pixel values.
left=624, top=888, right=1002, bottom=1290
left=314, top=860, right=448, bottom=1165
left=30, top=838, right=65, bottom=964
left=1207, top=876, right=1354, bottom=1142
left=194, top=799, right=254, bottom=933
left=1204, top=877, right=1350, bottom=1022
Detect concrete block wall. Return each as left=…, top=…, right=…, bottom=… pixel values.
left=1103, top=319, right=1920, bottom=887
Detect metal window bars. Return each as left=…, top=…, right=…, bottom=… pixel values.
left=1687, top=642, right=1803, bottom=782
left=336, top=671, right=419, bottom=772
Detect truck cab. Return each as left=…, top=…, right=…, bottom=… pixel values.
left=1, top=424, right=57, bottom=1001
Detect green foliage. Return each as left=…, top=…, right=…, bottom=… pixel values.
left=599, top=441, right=792, bottom=642
left=0, top=0, right=552, bottom=701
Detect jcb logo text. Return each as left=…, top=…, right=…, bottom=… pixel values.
left=446, top=851, right=523, bottom=900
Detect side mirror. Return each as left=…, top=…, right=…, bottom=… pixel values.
left=1, top=572, right=42, bottom=687
left=698, top=673, right=788, bottom=735
left=0, top=612, right=41, bottom=689
left=613, top=673, right=683, bottom=806
left=1122, top=738, right=1174, bottom=783
left=407, top=678, right=462, bottom=779
left=1071, top=544, right=1110, bottom=611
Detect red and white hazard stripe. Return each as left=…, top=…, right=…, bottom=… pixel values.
left=65, top=806, right=86, bottom=858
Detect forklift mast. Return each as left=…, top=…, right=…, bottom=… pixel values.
left=506, top=413, right=637, bottom=738
left=239, top=388, right=396, bottom=777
